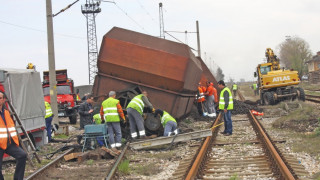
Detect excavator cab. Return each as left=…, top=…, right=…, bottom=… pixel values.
left=260, top=65, right=271, bottom=75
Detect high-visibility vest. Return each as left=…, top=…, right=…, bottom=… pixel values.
left=160, top=111, right=177, bottom=127
left=197, top=87, right=205, bottom=102
left=93, top=114, right=102, bottom=124
left=0, top=109, right=19, bottom=149
left=232, top=84, right=238, bottom=90
left=76, top=94, right=81, bottom=101
left=102, top=97, right=120, bottom=123
left=45, top=101, right=53, bottom=119
left=253, top=84, right=257, bottom=90
left=219, top=87, right=234, bottom=110
left=127, top=94, right=144, bottom=115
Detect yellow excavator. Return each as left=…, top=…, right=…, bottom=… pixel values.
left=254, top=48, right=305, bottom=105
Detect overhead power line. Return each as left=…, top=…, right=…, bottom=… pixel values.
left=0, top=20, right=85, bottom=39
left=113, top=2, right=148, bottom=33
left=135, top=0, right=157, bottom=24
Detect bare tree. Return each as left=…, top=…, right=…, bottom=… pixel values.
left=277, top=36, right=313, bottom=77
left=215, top=67, right=224, bottom=81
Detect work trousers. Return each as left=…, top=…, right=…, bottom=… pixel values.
left=205, top=95, right=216, bottom=116
left=164, top=121, right=177, bottom=136
left=222, top=110, right=233, bottom=134
left=45, top=116, right=53, bottom=142
left=197, top=101, right=207, bottom=116
left=0, top=144, right=27, bottom=180
left=127, top=108, right=145, bottom=138
left=107, top=122, right=122, bottom=148
left=233, top=90, right=237, bottom=97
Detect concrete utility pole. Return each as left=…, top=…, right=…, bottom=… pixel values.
left=46, top=0, right=59, bottom=129
left=196, top=20, right=201, bottom=57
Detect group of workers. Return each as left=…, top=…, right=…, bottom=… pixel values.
left=196, top=81, right=218, bottom=117
left=0, top=79, right=236, bottom=180
left=76, top=90, right=178, bottom=150
left=197, top=80, right=234, bottom=136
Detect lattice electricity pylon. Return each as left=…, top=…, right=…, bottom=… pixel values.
left=81, top=0, right=101, bottom=84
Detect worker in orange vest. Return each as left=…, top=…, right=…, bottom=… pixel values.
left=196, top=83, right=207, bottom=116
left=204, top=81, right=217, bottom=117
left=0, top=92, right=27, bottom=180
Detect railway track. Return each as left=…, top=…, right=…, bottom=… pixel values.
left=305, top=94, right=320, bottom=103
left=179, top=111, right=309, bottom=180
left=25, top=143, right=129, bottom=180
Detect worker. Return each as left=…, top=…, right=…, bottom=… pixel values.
left=232, top=83, right=238, bottom=98
left=154, top=109, right=178, bottom=136
left=44, top=101, right=54, bottom=143
left=79, top=94, right=94, bottom=129
left=196, top=82, right=206, bottom=116
left=100, top=91, right=125, bottom=149
left=204, top=81, right=217, bottom=117
left=252, top=82, right=258, bottom=96
left=217, top=80, right=233, bottom=136
left=0, top=92, right=27, bottom=180
left=126, top=90, right=154, bottom=139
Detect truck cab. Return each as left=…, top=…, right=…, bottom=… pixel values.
left=42, top=69, right=79, bottom=124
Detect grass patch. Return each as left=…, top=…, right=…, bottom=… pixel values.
left=230, top=173, right=239, bottom=180
left=86, top=159, right=94, bottom=165
left=272, top=103, right=319, bottom=132
left=131, top=162, right=161, bottom=176
left=54, top=134, right=69, bottom=139
left=118, top=159, right=130, bottom=175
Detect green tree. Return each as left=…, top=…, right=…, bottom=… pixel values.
left=277, top=36, right=313, bottom=78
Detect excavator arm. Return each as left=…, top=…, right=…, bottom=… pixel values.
left=265, top=48, right=280, bottom=70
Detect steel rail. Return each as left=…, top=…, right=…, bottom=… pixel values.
left=185, top=113, right=222, bottom=180
left=25, top=148, right=74, bottom=180
left=305, top=94, right=320, bottom=103
left=249, top=110, right=296, bottom=180
left=105, top=142, right=130, bottom=180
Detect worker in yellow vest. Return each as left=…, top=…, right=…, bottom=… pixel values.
left=154, top=109, right=178, bottom=136
left=252, top=83, right=258, bottom=96
left=0, top=92, right=27, bottom=180
left=126, top=90, right=154, bottom=139
left=45, top=101, right=54, bottom=142
left=217, top=80, right=233, bottom=136
left=232, top=83, right=238, bottom=98
left=100, top=91, right=125, bottom=149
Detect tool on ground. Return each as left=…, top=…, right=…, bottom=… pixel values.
left=210, top=122, right=224, bottom=131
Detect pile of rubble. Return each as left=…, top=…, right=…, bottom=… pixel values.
left=232, top=100, right=263, bottom=115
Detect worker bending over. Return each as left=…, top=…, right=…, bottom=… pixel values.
left=126, top=90, right=154, bottom=139
left=0, top=92, right=27, bottom=180
left=154, top=109, right=178, bottom=136
left=100, top=91, right=125, bottom=149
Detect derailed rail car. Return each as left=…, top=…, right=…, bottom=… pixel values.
left=92, top=27, right=203, bottom=120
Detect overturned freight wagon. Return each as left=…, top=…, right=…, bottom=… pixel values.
left=92, top=27, right=202, bottom=122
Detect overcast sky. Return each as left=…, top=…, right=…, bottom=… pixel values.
left=1, top=0, right=320, bottom=86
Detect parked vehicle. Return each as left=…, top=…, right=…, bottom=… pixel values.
left=0, top=68, right=47, bottom=148
left=42, top=69, right=79, bottom=124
